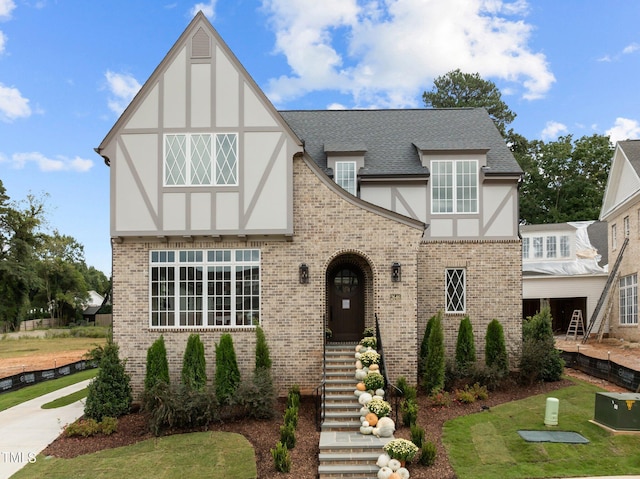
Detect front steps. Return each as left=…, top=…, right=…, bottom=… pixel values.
left=318, top=343, right=392, bottom=479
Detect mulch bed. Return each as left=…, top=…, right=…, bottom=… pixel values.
left=42, top=375, right=591, bottom=479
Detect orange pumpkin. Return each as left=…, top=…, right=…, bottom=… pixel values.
left=356, top=382, right=366, bottom=391
left=389, top=473, right=401, bottom=479
left=365, top=412, right=378, bottom=426
left=369, top=364, right=380, bottom=371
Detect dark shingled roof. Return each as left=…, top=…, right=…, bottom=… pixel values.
left=279, top=108, right=522, bottom=177
left=619, top=140, right=640, bottom=176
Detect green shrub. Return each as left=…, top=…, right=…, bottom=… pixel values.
left=145, top=382, right=218, bottom=436
left=401, top=398, right=418, bottom=427
left=215, top=333, right=241, bottom=404
left=181, top=334, right=207, bottom=391
left=419, top=314, right=436, bottom=378
left=362, top=326, right=375, bottom=337
left=287, top=385, right=301, bottom=409
left=233, top=367, right=276, bottom=419
left=410, top=423, right=425, bottom=448
left=395, top=376, right=409, bottom=397
left=64, top=418, right=100, bottom=437
left=419, top=440, right=437, bottom=466
left=284, top=405, right=299, bottom=429
left=519, top=308, right=565, bottom=384
left=255, top=326, right=272, bottom=369
left=485, top=319, right=509, bottom=375
left=279, top=423, right=296, bottom=449
left=271, top=441, right=291, bottom=473
left=99, top=416, right=118, bottom=435
left=454, top=387, right=477, bottom=404
left=84, top=340, right=132, bottom=421
left=145, top=335, right=170, bottom=392
left=423, top=312, right=445, bottom=394
left=455, top=316, right=476, bottom=376
left=471, top=382, right=489, bottom=400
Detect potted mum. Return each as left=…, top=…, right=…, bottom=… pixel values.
left=359, top=336, right=377, bottom=349
left=383, top=438, right=419, bottom=464
left=367, top=397, right=392, bottom=418
left=363, top=371, right=385, bottom=391
left=359, top=350, right=380, bottom=368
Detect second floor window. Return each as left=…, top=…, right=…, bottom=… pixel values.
left=431, top=160, right=478, bottom=214
left=335, top=161, right=357, bottom=196
left=164, top=133, right=238, bottom=186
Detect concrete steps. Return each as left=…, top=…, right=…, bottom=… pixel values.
left=318, top=343, right=390, bottom=479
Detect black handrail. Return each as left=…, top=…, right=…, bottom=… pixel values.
left=314, top=313, right=328, bottom=431
left=375, top=314, right=401, bottom=425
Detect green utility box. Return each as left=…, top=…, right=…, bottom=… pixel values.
left=594, top=392, right=640, bottom=431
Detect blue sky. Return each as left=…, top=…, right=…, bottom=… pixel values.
left=1, top=0, right=639, bottom=275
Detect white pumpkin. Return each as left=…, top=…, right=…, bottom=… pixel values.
left=360, top=425, right=373, bottom=435
left=359, top=406, right=370, bottom=416
left=360, top=416, right=367, bottom=423
left=373, top=417, right=395, bottom=437
left=354, top=389, right=364, bottom=397
left=358, top=392, right=373, bottom=405
left=355, top=369, right=367, bottom=380
left=355, top=344, right=363, bottom=352
left=377, top=467, right=393, bottom=479
left=387, top=459, right=401, bottom=471
left=376, top=453, right=391, bottom=468
left=375, top=388, right=386, bottom=397
left=362, top=420, right=370, bottom=427
left=355, top=352, right=361, bottom=359
left=396, top=467, right=410, bottom=479
left=355, top=360, right=363, bottom=370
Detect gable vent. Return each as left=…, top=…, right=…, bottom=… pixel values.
left=191, top=27, right=211, bottom=58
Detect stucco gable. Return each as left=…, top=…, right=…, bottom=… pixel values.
left=601, top=140, right=640, bottom=221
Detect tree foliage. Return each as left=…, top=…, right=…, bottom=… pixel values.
left=517, top=134, right=613, bottom=224
left=455, top=316, right=476, bottom=375
left=215, top=333, right=241, bottom=404
left=519, top=308, right=564, bottom=384
left=423, top=69, right=516, bottom=135
left=255, top=326, right=272, bottom=370
left=419, top=313, right=436, bottom=379
left=181, top=333, right=207, bottom=391
left=423, top=311, right=445, bottom=394
left=85, top=340, right=132, bottom=421
left=145, top=335, right=170, bottom=391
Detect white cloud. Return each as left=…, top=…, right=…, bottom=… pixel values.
left=261, top=0, right=555, bottom=108
left=190, top=1, right=216, bottom=19
left=606, top=117, right=640, bottom=144
left=622, top=42, right=640, bottom=55
left=8, top=152, right=94, bottom=172
left=0, top=0, right=16, bottom=19
left=0, top=83, right=31, bottom=121
left=541, top=121, right=568, bottom=141
left=105, top=71, right=142, bottom=115
left=0, top=30, right=6, bottom=55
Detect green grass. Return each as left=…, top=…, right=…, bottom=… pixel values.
left=0, top=368, right=97, bottom=412
left=41, top=388, right=88, bottom=409
left=12, top=431, right=257, bottom=479
left=443, top=378, right=640, bottom=478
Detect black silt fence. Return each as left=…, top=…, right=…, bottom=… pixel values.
left=561, top=351, right=640, bottom=392
left=0, top=360, right=98, bottom=395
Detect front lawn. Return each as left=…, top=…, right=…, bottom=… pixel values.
left=443, top=378, right=640, bottom=478
left=11, top=431, right=257, bottom=479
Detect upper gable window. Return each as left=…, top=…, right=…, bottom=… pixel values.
left=164, top=133, right=238, bottom=187
left=431, top=160, right=478, bottom=214
left=335, top=161, right=357, bottom=196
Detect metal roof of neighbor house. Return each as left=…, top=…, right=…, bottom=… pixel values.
left=619, top=139, right=640, bottom=175
left=279, top=108, right=522, bottom=177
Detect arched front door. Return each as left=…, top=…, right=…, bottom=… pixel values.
left=328, top=264, right=365, bottom=342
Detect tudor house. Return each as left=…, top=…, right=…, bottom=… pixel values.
left=96, top=12, right=523, bottom=395
left=600, top=140, right=640, bottom=342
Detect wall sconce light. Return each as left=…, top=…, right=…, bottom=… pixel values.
left=391, top=262, right=401, bottom=282
left=299, top=263, right=309, bottom=284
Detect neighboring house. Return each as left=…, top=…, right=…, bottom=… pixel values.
left=95, top=12, right=523, bottom=395
left=600, top=140, right=640, bottom=342
left=521, top=221, right=608, bottom=332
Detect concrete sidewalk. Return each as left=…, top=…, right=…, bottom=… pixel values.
left=0, top=379, right=90, bottom=479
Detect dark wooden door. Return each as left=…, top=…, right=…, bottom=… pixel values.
left=329, top=265, right=364, bottom=341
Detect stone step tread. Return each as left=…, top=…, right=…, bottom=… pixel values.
left=319, top=452, right=380, bottom=461
left=318, top=464, right=379, bottom=474
left=324, top=402, right=360, bottom=409
left=325, top=411, right=361, bottom=419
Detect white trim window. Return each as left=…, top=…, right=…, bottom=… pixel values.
left=522, top=237, right=530, bottom=259
left=612, top=224, right=617, bottom=250
left=164, top=133, right=238, bottom=186
left=546, top=236, right=557, bottom=258
left=335, top=161, right=357, bottom=196
left=560, top=235, right=570, bottom=258
left=619, top=274, right=638, bottom=325
left=431, top=160, right=478, bottom=214
left=532, top=237, right=543, bottom=259
left=445, top=268, right=466, bottom=313
left=624, top=216, right=630, bottom=238
left=150, top=249, right=260, bottom=328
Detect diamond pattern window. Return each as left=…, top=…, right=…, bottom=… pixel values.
left=446, top=268, right=466, bottom=313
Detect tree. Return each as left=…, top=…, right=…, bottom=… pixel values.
left=423, top=312, right=445, bottom=394
left=181, top=334, right=207, bottom=391
left=423, top=69, right=516, bottom=135
left=85, top=340, right=132, bottom=421
left=215, top=333, right=241, bottom=404
left=485, top=319, right=509, bottom=375
left=0, top=188, right=46, bottom=330
left=519, top=308, right=564, bottom=384
left=145, top=335, right=170, bottom=391
left=455, top=316, right=476, bottom=375
left=518, top=134, right=613, bottom=223
left=255, top=326, right=272, bottom=370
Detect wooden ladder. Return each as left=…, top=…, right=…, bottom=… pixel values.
left=565, top=309, right=585, bottom=340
